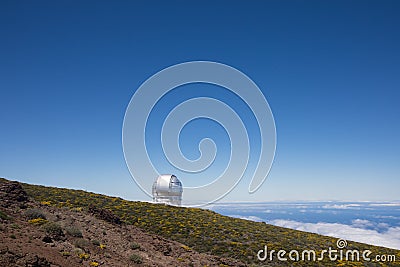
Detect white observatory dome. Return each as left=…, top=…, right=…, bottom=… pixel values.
left=152, top=174, right=183, bottom=206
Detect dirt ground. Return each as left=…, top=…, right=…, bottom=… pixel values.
left=0, top=180, right=246, bottom=267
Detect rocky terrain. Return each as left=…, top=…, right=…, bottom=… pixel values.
left=2, top=178, right=400, bottom=266
left=0, top=179, right=245, bottom=266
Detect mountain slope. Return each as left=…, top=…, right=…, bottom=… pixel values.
left=0, top=178, right=245, bottom=266
left=2, top=178, right=399, bottom=266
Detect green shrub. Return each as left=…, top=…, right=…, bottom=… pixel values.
left=0, top=210, right=9, bottom=220
left=65, top=226, right=83, bottom=237
left=75, top=239, right=89, bottom=249
left=10, top=223, right=20, bottom=229
left=24, top=208, right=46, bottom=220
left=42, top=222, right=63, bottom=238
left=130, top=242, right=140, bottom=250
left=129, top=253, right=142, bottom=264
left=91, top=239, right=100, bottom=246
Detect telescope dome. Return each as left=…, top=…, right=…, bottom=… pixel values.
left=152, top=174, right=183, bottom=206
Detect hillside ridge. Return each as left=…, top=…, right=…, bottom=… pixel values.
left=1, top=178, right=400, bottom=266
left=0, top=178, right=245, bottom=266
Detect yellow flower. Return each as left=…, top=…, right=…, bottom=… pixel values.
left=72, top=207, right=83, bottom=212
left=78, top=253, right=90, bottom=260
left=28, top=218, right=48, bottom=225
left=181, top=245, right=191, bottom=251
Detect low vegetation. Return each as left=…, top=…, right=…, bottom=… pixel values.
left=0, top=210, right=9, bottom=220
left=28, top=218, right=48, bottom=225
left=129, top=253, right=143, bottom=264
left=3, top=178, right=243, bottom=266
left=65, top=226, right=83, bottom=238
left=130, top=241, right=140, bottom=250
left=74, top=239, right=89, bottom=249
left=24, top=208, right=46, bottom=220
left=18, top=179, right=400, bottom=266
left=42, top=221, right=64, bottom=240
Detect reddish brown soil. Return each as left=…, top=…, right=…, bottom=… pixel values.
left=0, top=180, right=246, bottom=267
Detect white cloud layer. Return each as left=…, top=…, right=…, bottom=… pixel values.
left=321, top=203, right=362, bottom=209
left=268, top=219, right=400, bottom=250
left=230, top=214, right=263, bottom=222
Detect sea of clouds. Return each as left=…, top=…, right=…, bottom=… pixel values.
left=209, top=202, right=400, bottom=250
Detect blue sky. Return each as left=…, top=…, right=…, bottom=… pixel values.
left=1, top=0, right=399, bottom=202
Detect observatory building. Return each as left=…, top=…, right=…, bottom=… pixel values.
left=152, top=174, right=183, bottom=206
